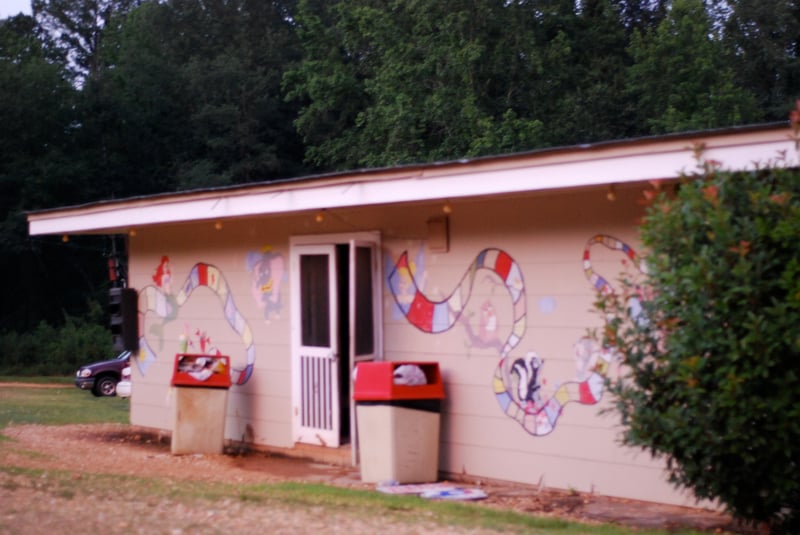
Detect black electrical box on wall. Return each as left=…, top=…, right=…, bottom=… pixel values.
left=110, top=288, right=138, bottom=351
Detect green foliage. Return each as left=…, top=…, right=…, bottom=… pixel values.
left=0, top=16, right=111, bottom=333
left=597, top=157, right=800, bottom=532
left=285, top=0, right=779, bottom=168
left=2, top=1, right=309, bottom=334
left=285, top=0, right=553, bottom=169
left=532, top=0, right=634, bottom=144
left=0, top=302, right=112, bottom=375
left=723, top=0, right=800, bottom=121
left=91, top=0, right=307, bottom=191
left=31, top=0, right=143, bottom=84
left=0, top=14, right=76, bottom=213
left=626, top=0, right=761, bottom=134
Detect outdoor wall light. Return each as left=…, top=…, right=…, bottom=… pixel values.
left=214, top=220, right=223, bottom=230
left=442, top=200, right=453, bottom=214
left=427, top=215, right=449, bottom=253
left=315, top=210, right=326, bottom=223
left=606, top=184, right=617, bottom=202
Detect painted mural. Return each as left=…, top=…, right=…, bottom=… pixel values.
left=245, top=246, right=286, bottom=322
left=136, top=256, right=256, bottom=385
left=387, top=234, right=645, bottom=436
left=385, top=243, right=427, bottom=321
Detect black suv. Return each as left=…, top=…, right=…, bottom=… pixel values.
left=75, top=351, right=131, bottom=397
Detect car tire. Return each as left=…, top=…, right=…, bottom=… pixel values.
left=93, top=376, right=118, bottom=397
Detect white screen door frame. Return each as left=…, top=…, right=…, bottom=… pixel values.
left=291, top=244, right=340, bottom=447
left=290, top=232, right=382, bottom=451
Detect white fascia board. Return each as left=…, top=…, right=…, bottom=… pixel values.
left=28, top=127, right=797, bottom=236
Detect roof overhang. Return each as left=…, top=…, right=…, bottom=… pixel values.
left=28, top=123, right=798, bottom=236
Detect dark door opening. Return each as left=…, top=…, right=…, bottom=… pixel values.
left=336, top=244, right=351, bottom=442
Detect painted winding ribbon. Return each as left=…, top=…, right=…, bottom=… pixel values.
left=388, top=248, right=526, bottom=340
left=137, top=263, right=255, bottom=385
left=583, top=234, right=648, bottom=294
left=388, top=235, right=642, bottom=436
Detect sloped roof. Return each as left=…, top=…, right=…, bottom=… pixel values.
left=28, top=123, right=797, bottom=236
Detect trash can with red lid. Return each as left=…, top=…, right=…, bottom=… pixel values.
left=170, top=354, right=231, bottom=455
left=353, top=361, right=445, bottom=484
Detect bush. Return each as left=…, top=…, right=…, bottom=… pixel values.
left=597, top=157, right=800, bottom=533
left=0, top=299, right=112, bottom=375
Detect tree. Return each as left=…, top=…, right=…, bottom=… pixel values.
left=612, top=0, right=669, bottom=34
left=75, top=0, right=307, bottom=194
left=722, top=0, right=800, bottom=121
left=282, top=0, right=379, bottom=170
left=534, top=0, right=634, bottom=144
left=76, top=0, right=190, bottom=198
left=0, top=14, right=109, bottom=332
left=597, top=119, right=800, bottom=532
left=173, top=0, right=306, bottom=187
left=284, top=0, right=547, bottom=170
left=626, top=0, right=761, bottom=134
left=0, top=14, right=75, bottom=213
left=32, top=0, right=142, bottom=85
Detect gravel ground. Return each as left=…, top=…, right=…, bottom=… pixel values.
left=0, top=421, right=743, bottom=535
left=0, top=423, right=499, bottom=535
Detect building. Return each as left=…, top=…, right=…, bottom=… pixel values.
left=27, top=123, right=796, bottom=506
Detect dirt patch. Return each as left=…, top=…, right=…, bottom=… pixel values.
left=0, top=421, right=751, bottom=534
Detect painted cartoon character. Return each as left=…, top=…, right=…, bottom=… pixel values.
left=148, top=256, right=178, bottom=346
left=459, top=298, right=503, bottom=351
left=246, top=248, right=285, bottom=321
left=512, top=352, right=544, bottom=411
left=152, top=256, right=172, bottom=291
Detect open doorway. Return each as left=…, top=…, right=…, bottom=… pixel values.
left=290, top=233, right=382, bottom=451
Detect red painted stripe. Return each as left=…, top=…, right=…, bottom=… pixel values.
left=197, top=263, right=208, bottom=286
left=407, top=292, right=434, bottom=332
left=396, top=251, right=409, bottom=270
left=579, top=381, right=595, bottom=404
left=495, top=251, right=512, bottom=280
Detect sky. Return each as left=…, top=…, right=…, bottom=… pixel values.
left=0, top=0, right=32, bottom=19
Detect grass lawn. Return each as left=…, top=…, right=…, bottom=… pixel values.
left=0, top=382, right=129, bottom=429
